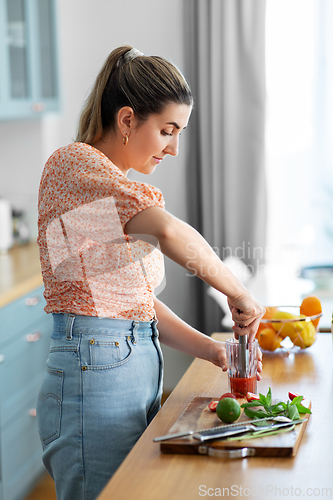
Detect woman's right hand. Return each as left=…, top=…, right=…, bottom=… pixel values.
left=228, top=292, right=265, bottom=342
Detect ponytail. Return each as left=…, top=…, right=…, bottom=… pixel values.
left=75, top=45, right=193, bottom=144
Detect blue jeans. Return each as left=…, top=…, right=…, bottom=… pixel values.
left=37, top=313, right=164, bottom=500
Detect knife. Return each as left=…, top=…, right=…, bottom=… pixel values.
left=192, top=420, right=304, bottom=442
left=153, top=418, right=305, bottom=442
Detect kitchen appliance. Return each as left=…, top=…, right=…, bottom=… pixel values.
left=0, top=199, right=13, bottom=252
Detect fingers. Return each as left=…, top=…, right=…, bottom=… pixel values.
left=231, top=306, right=264, bottom=326
left=228, top=300, right=265, bottom=331
left=232, top=318, right=260, bottom=343
left=210, top=341, right=228, bottom=371
left=219, top=347, right=228, bottom=371
left=257, top=346, right=263, bottom=363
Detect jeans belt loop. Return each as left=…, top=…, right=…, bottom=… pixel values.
left=151, top=319, right=159, bottom=338
left=66, top=314, right=76, bottom=340
left=131, top=320, right=139, bottom=344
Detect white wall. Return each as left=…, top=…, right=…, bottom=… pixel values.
left=0, top=0, right=195, bottom=390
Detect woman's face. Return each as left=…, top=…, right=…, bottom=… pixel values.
left=120, top=102, right=192, bottom=176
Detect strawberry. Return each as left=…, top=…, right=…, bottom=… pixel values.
left=246, top=392, right=260, bottom=402
left=208, top=401, right=219, bottom=411
left=220, top=392, right=236, bottom=400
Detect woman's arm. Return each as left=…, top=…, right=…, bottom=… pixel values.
left=125, top=206, right=265, bottom=341
left=153, top=297, right=262, bottom=379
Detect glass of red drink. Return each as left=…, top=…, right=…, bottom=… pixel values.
left=225, top=338, right=258, bottom=398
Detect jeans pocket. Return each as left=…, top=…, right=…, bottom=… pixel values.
left=88, top=336, right=133, bottom=369
left=37, top=367, right=64, bottom=446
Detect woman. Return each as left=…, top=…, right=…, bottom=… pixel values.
left=37, top=45, right=264, bottom=500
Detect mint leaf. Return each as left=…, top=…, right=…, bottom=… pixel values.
left=296, top=404, right=311, bottom=415
left=241, top=401, right=265, bottom=409
left=259, top=393, right=268, bottom=406
left=269, top=403, right=286, bottom=414
left=266, top=387, right=272, bottom=406
left=288, top=404, right=300, bottom=420
left=290, top=396, right=304, bottom=406
left=243, top=387, right=312, bottom=423
left=244, top=408, right=271, bottom=419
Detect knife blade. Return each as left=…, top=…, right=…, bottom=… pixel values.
left=153, top=417, right=306, bottom=442
left=192, top=420, right=304, bottom=442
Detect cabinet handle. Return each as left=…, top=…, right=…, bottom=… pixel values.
left=29, top=408, right=37, bottom=417
left=25, top=296, right=40, bottom=306
left=26, top=331, right=42, bottom=343
left=0, top=354, right=4, bottom=364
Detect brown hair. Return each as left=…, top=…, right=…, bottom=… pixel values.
left=75, top=45, right=193, bottom=144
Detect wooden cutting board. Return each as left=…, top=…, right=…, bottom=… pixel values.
left=160, top=397, right=310, bottom=458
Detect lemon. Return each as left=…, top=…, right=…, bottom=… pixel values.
left=272, top=311, right=305, bottom=339
left=258, top=327, right=283, bottom=351
left=216, top=398, right=241, bottom=423
left=272, top=311, right=316, bottom=349
left=291, top=321, right=316, bottom=348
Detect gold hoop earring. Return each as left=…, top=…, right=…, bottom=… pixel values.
left=123, top=134, right=128, bottom=146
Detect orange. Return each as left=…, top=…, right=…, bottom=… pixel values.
left=300, top=296, right=322, bottom=328
left=256, top=306, right=279, bottom=337
left=258, top=327, right=283, bottom=351
left=216, top=398, right=241, bottom=423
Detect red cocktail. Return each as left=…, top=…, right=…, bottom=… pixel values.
left=229, top=375, right=257, bottom=398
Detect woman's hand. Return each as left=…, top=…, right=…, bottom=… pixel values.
left=228, top=292, right=266, bottom=342
left=206, top=339, right=228, bottom=372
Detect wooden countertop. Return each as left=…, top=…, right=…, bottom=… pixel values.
left=98, top=333, right=333, bottom=500
left=0, top=242, right=43, bottom=308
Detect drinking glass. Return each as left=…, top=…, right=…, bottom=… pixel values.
left=225, top=338, right=258, bottom=398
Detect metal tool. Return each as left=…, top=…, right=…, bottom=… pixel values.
left=238, top=334, right=248, bottom=377
left=192, top=420, right=304, bottom=442
left=153, top=417, right=305, bottom=442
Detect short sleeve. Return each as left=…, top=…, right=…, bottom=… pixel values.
left=39, top=143, right=165, bottom=231
left=114, top=179, right=165, bottom=229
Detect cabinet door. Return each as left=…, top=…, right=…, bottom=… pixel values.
left=0, top=0, right=60, bottom=119
left=1, top=394, right=46, bottom=500
left=0, top=317, right=52, bottom=426
left=0, top=0, right=33, bottom=117
left=0, top=285, right=47, bottom=347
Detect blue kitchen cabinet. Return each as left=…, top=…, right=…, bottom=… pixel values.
left=0, top=285, right=52, bottom=500
left=0, top=0, right=60, bottom=120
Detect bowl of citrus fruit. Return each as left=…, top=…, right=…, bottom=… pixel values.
left=256, top=296, right=322, bottom=352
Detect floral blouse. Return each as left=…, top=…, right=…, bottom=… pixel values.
left=37, top=142, right=165, bottom=321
